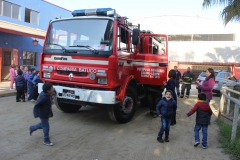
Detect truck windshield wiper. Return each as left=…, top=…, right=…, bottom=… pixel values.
left=69, top=45, right=99, bottom=54
left=46, top=43, right=67, bottom=53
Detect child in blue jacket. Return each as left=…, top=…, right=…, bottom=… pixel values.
left=27, top=68, right=36, bottom=101
left=156, top=90, right=177, bottom=143
left=14, top=70, right=25, bottom=102
left=29, top=71, right=43, bottom=101
left=29, top=83, right=54, bottom=146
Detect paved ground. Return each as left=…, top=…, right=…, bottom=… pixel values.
left=0, top=84, right=230, bottom=160
left=0, top=81, right=16, bottom=97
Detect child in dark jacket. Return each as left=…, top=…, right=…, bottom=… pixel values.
left=185, top=93, right=212, bottom=149
left=29, top=83, right=54, bottom=146
left=156, top=90, right=177, bottom=143
left=164, top=69, right=177, bottom=125
left=14, top=70, right=25, bottom=102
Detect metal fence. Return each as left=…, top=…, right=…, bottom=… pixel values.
left=219, top=86, right=240, bottom=142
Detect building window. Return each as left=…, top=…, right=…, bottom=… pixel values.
left=168, top=34, right=235, bottom=41
left=0, top=0, right=21, bottom=20
left=23, top=51, right=37, bottom=66
left=25, top=8, right=39, bottom=25
left=0, top=0, right=3, bottom=16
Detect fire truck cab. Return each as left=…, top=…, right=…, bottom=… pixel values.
left=39, top=8, right=168, bottom=123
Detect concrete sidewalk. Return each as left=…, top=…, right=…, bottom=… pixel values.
left=0, top=81, right=16, bottom=97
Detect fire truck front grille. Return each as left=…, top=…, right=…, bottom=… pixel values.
left=57, top=70, right=88, bottom=76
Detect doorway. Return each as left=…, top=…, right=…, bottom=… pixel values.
left=0, top=49, right=19, bottom=81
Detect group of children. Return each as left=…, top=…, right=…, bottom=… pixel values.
left=10, top=64, right=42, bottom=102
left=27, top=69, right=212, bottom=148
left=156, top=69, right=212, bottom=149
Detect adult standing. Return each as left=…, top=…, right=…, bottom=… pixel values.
left=180, top=67, right=194, bottom=98
left=174, top=66, right=181, bottom=96
left=9, top=64, right=16, bottom=90
left=196, top=68, right=215, bottom=103
left=164, top=69, right=177, bottom=125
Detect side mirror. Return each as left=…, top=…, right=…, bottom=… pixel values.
left=132, top=28, right=140, bottom=46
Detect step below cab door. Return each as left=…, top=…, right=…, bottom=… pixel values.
left=133, top=34, right=168, bottom=86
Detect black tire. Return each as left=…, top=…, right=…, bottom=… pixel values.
left=108, top=86, right=137, bottom=123
left=54, top=97, right=82, bottom=113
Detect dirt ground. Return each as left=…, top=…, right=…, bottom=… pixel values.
left=0, top=86, right=230, bottom=160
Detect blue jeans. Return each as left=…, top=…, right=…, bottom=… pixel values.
left=30, top=118, right=50, bottom=142
left=194, top=123, right=208, bottom=147
left=158, top=117, right=171, bottom=137
left=28, top=82, right=33, bottom=100
left=175, top=80, right=180, bottom=96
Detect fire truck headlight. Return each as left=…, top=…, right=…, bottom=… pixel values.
left=98, top=78, right=108, bottom=84
left=48, top=66, right=54, bottom=72
left=43, top=72, right=51, bottom=78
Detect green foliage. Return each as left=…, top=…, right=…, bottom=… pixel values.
left=202, top=0, right=240, bottom=25
left=233, top=84, right=240, bottom=98
left=216, top=118, right=240, bottom=160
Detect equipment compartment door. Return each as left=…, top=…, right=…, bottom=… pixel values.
left=133, top=34, right=168, bottom=86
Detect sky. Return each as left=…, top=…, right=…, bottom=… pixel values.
left=46, top=0, right=225, bottom=21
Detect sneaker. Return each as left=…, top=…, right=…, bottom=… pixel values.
left=43, top=141, right=54, bottom=146
left=29, top=126, right=34, bottom=136
left=202, top=145, right=208, bottom=149
left=194, top=142, right=200, bottom=147
left=10, top=88, right=15, bottom=90
left=165, top=137, right=169, bottom=142
left=179, top=95, right=183, bottom=98
left=185, top=95, right=189, bottom=98
left=16, top=99, right=20, bottom=102
left=30, top=99, right=36, bottom=102
left=157, top=137, right=164, bottom=143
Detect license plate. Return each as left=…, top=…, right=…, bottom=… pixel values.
left=62, top=89, right=75, bottom=99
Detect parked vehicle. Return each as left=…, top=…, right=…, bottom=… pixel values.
left=196, top=70, right=240, bottom=94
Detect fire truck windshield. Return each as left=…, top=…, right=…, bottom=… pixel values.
left=44, top=19, right=113, bottom=56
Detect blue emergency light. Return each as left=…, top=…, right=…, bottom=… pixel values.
left=72, top=8, right=115, bottom=17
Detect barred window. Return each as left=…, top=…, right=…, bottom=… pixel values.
left=23, top=51, right=37, bottom=66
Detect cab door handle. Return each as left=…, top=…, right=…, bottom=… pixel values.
left=127, top=60, right=132, bottom=64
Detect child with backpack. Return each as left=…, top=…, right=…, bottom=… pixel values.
left=185, top=92, right=212, bottom=149
left=156, top=90, right=177, bottom=143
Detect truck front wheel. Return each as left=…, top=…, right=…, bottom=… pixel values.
left=108, top=86, right=137, bottom=123
left=54, top=97, right=82, bottom=113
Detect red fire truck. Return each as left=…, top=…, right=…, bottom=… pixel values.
left=39, top=8, right=168, bottom=123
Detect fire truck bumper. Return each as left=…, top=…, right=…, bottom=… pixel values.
left=38, top=83, right=116, bottom=104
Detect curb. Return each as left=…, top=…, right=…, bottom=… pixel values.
left=0, top=91, right=16, bottom=97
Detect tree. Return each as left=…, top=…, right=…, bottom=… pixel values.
left=202, top=0, right=240, bottom=25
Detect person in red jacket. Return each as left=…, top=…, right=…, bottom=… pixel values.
left=185, top=93, right=212, bottom=149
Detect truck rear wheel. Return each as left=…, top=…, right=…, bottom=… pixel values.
left=54, top=97, right=82, bottom=113
left=108, top=86, right=137, bottom=123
